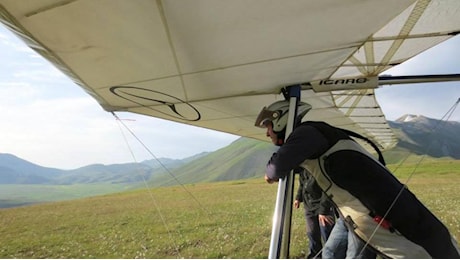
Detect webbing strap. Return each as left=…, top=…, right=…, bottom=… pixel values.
left=337, top=128, right=386, bottom=166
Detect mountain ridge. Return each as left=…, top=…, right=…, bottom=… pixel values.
left=1, top=115, right=459, bottom=186
left=388, top=114, right=460, bottom=159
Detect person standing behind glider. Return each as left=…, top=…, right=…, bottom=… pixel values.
left=322, top=216, right=376, bottom=259
left=294, top=168, right=335, bottom=258
left=255, top=100, right=460, bottom=258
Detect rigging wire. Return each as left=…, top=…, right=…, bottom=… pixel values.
left=111, top=112, right=208, bottom=213
left=112, top=112, right=216, bottom=257
left=112, top=112, right=255, bottom=257
left=113, top=112, right=182, bottom=257
left=388, top=97, right=460, bottom=175
left=359, top=97, right=460, bottom=257
left=400, top=97, right=459, bottom=183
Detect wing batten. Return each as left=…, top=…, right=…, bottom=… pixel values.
left=371, top=30, right=460, bottom=41
left=374, top=0, right=430, bottom=73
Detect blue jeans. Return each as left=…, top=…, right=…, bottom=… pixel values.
left=322, top=217, right=376, bottom=258
left=305, top=208, right=334, bottom=258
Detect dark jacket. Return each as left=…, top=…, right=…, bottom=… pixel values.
left=266, top=121, right=460, bottom=258
left=295, top=168, right=333, bottom=216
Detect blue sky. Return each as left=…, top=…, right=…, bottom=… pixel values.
left=376, top=36, right=460, bottom=122
left=0, top=24, right=459, bottom=169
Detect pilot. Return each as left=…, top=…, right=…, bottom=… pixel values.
left=255, top=100, right=460, bottom=259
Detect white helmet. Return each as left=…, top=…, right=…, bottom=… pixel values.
left=255, top=100, right=312, bottom=133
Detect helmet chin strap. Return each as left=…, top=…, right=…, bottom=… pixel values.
left=276, top=138, right=284, bottom=146
left=275, top=129, right=286, bottom=146
left=273, top=110, right=304, bottom=146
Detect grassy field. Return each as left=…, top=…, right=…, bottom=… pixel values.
left=0, top=160, right=459, bottom=258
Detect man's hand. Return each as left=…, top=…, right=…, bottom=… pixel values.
left=294, top=200, right=300, bottom=209
left=318, top=214, right=335, bottom=226
left=264, top=174, right=278, bottom=184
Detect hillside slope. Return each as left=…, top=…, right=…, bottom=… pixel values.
left=148, top=138, right=277, bottom=187
left=0, top=154, right=64, bottom=184
left=384, top=115, right=460, bottom=162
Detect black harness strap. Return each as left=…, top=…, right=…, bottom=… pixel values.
left=300, top=121, right=386, bottom=166
left=336, top=127, right=386, bottom=166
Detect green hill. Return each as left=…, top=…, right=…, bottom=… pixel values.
left=148, top=138, right=277, bottom=187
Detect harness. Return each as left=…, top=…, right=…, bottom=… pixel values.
left=300, top=121, right=385, bottom=165
left=297, top=121, right=459, bottom=258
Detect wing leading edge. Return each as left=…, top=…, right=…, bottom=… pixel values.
left=1, top=0, right=459, bottom=151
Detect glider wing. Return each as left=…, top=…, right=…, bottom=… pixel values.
left=1, top=0, right=459, bottom=150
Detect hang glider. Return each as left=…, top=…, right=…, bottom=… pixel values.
left=2, top=1, right=460, bottom=259
left=1, top=0, right=459, bottom=151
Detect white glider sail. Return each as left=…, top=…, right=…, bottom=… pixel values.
left=2, top=1, right=460, bottom=259
left=1, top=0, right=460, bottom=151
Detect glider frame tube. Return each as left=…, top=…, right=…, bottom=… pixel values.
left=268, top=85, right=301, bottom=259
